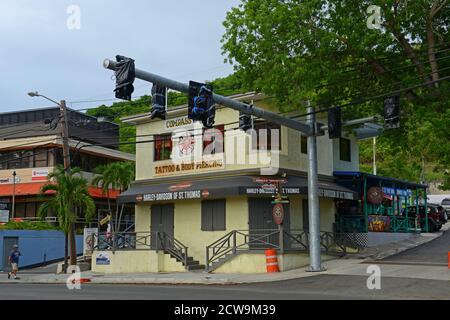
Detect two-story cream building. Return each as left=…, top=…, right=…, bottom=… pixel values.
left=93, top=93, right=360, bottom=274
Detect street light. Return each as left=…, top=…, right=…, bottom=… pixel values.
left=28, top=91, right=61, bottom=106
left=28, top=91, right=73, bottom=271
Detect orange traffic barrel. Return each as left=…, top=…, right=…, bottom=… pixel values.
left=265, top=249, right=280, bottom=273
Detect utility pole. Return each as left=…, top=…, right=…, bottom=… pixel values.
left=59, top=100, right=77, bottom=270
left=12, top=171, right=16, bottom=219
left=373, top=137, right=377, bottom=175
left=59, top=100, right=71, bottom=175
left=306, top=103, right=323, bottom=272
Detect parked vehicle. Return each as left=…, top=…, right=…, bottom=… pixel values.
left=428, top=195, right=450, bottom=214
left=406, top=205, right=443, bottom=232
left=429, top=204, right=448, bottom=224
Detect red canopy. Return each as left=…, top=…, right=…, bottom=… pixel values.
left=0, top=182, right=119, bottom=199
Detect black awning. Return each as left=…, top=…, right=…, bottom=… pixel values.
left=118, top=175, right=358, bottom=204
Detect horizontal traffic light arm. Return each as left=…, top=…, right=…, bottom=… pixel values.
left=321, top=116, right=380, bottom=131
left=103, top=58, right=314, bottom=136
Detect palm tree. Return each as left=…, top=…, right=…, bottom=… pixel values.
left=38, top=166, right=95, bottom=268
left=92, top=162, right=135, bottom=232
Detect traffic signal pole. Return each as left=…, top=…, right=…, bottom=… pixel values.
left=306, top=103, right=323, bottom=272
left=103, top=57, right=324, bottom=272
left=103, top=59, right=314, bottom=136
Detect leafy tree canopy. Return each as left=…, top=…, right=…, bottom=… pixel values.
left=221, top=0, right=450, bottom=188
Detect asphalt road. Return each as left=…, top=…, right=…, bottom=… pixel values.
left=0, top=275, right=449, bottom=300
left=382, top=226, right=450, bottom=265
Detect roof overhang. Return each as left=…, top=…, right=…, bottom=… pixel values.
left=118, top=174, right=359, bottom=204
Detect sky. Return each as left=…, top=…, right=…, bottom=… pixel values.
left=0, top=0, right=240, bottom=112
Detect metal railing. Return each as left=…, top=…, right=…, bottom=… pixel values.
left=92, top=231, right=190, bottom=267
left=156, top=232, right=189, bottom=266
left=205, top=229, right=280, bottom=271
left=93, top=232, right=152, bottom=251
left=205, top=229, right=362, bottom=271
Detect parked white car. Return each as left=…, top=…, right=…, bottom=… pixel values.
left=428, top=195, right=450, bottom=222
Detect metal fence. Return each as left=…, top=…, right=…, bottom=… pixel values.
left=205, top=229, right=366, bottom=271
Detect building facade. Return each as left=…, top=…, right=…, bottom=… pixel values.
left=93, top=93, right=361, bottom=274
left=0, top=108, right=135, bottom=226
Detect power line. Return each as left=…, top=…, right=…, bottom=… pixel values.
left=334, top=39, right=450, bottom=74
left=291, top=75, right=450, bottom=120
left=316, top=49, right=450, bottom=90
left=308, top=64, right=450, bottom=113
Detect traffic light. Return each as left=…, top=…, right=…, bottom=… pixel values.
left=384, top=96, right=400, bottom=129
left=188, top=81, right=215, bottom=128
left=239, top=112, right=252, bottom=131
left=328, top=107, right=342, bottom=139
left=150, top=84, right=166, bottom=120
left=114, top=55, right=135, bottom=101
left=203, top=101, right=216, bottom=129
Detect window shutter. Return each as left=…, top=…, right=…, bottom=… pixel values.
left=213, top=200, right=226, bottom=231
left=201, top=201, right=213, bottom=231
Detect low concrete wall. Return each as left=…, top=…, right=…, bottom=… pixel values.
left=91, top=250, right=186, bottom=274
left=368, top=232, right=417, bottom=247
left=0, top=230, right=83, bottom=269
left=214, top=253, right=336, bottom=274
left=214, top=254, right=267, bottom=274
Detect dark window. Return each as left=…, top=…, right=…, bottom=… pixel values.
left=301, top=135, right=308, bottom=154
left=26, top=203, right=36, bottom=218
left=302, top=199, right=309, bottom=232
left=154, top=135, right=172, bottom=161
left=339, top=138, right=351, bottom=162
left=442, top=199, right=450, bottom=206
left=34, top=149, right=49, bottom=168
left=252, top=121, right=281, bottom=151
left=203, top=125, right=225, bottom=155
left=14, top=203, right=26, bottom=218
left=201, top=199, right=226, bottom=231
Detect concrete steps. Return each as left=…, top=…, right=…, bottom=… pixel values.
left=165, top=251, right=205, bottom=271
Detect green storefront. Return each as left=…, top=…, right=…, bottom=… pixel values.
left=334, top=172, right=429, bottom=233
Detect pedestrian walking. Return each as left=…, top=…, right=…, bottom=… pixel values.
left=7, top=244, right=21, bottom=280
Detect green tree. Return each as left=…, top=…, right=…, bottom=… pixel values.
left=92, top=162, right=135, bottom=232
left=38, top=166, right=96, bottom=268
left=222, top=0, right=450, bottom=187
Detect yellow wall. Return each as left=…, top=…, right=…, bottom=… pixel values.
left=320, top=199, right=336, bottom=232
left=214, top=253, right=336, bottom=274
left=133, top=105, right=360, bottom=182
left=214, top=253, right=267, bottom=274
left=173, top=197, right=248, bottom=262
left=92, top=250, right=159, bottom=274
left=91, top=250, right=186, bottom=274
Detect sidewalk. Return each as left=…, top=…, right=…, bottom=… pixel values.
left=355, top=223, right=450, bottom=260
left=1, top=225, right=448, bottom=286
